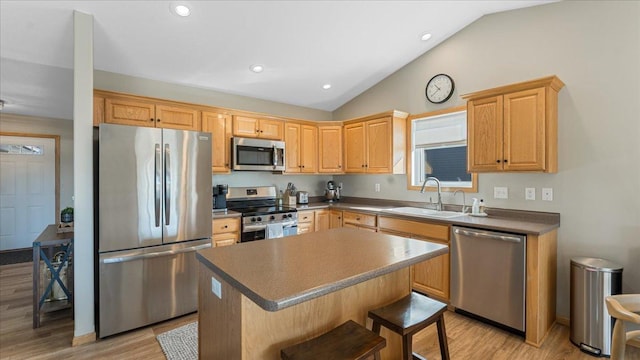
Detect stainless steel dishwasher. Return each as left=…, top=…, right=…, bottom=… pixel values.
left=451, top=226, right=526, bottom=333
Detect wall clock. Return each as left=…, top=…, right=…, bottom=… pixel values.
left=425, top=73, right=455, bottom=104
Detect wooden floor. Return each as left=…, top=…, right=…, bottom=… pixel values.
left=1, top=262, right=639, bottom=359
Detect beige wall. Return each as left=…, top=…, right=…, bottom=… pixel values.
left=0, top=113, right=74, bottom=210
left=333, top=1, right=640, bottom=317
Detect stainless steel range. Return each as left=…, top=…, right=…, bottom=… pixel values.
left=226, top=186, right=298, bottom=242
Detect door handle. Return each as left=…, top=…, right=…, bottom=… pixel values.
left=154, top=143, right=161, bottom=227
left=164, top=143, right=171, bottom=226
left=454, top=228, right=522, bottom=243
left=101, top=243, right=212, bottom=264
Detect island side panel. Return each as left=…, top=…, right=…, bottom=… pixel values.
left=525, top=229, right=557, bottom=347
left=241, top=267, right=411, bottom=359
left=199, top=264, right=242, bottom=359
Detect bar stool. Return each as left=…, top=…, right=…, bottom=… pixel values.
left=368, top=292, right=450, bottom=360
left=281, top=320, right=386, bottom=360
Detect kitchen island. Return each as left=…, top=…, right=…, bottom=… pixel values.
left=196, top=227, right=448, bottom=359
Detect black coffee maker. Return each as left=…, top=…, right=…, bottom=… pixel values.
left=213, top=184, right=229, bottom=211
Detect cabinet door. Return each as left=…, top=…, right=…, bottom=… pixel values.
left=300, top=124, right=318, bottom=173
left=297, top=222, right=314, bottom=235
left=467, top=96, right=504, bottom=172
left=105, top=98, right=156, bottom=127
left=318, top=125, right=343, bottom=173
left=202, top=112, right=232, bottom=173
left=329, top=210, right=343, bottom=229
left=314, top=209, right=330, bottom=232
left=285, top=123, right=301, bottom=173
left=365, top=117, right=392, bottom=173
left=412, top=237, right=449, bottom=301
left=503, top=87, right=546, bottom=171
left=93, top=95, right=105, bottom=126
left=258, top=119, right=284, bottom=140
left=344, top=122, right=367, bottom=173
left=213, top=233, right=238, bottom=247
left=155, top=104, right=200, bottom=131
left=233, top=116, right=259, bottom=138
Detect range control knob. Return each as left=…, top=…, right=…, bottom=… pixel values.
left=288, top=213, right=293, bottom=218
left=250, top=217, right=256, bottom=222
left=256, top=217, right=263, bottom=222
left=269, top=215, right=275, bottom=220
left=282, top=214, right=288, bottom=219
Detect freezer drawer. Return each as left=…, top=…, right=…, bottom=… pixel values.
left=451, top=226, right=526, bottom=332
left=98, top=240, right=211, bottom=338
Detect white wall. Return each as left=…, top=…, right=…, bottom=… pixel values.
left=333, top=1, right=640, bottom=317
left=0, top=114, right=74, bottom=209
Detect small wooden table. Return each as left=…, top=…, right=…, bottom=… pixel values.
left=32, top=224, right=74, bottom=328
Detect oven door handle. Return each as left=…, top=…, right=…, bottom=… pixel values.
left=243, top=221, right=297, bottom=232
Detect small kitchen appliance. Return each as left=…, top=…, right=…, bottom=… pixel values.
left=213, top=184, right=229, bottom=211
left=296, top=191, right=309, bottom=204
left=324, top=180, right=340, bottom=202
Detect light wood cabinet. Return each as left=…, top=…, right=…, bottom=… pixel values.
left=97, top=91, right=201, bottom=131
left=233, top=115, right=284, bottom=140
left=342, top=211, right=377, bottom=231
left=378, top=216, right=450, bottom=301
left=343, top=111, right=407, bottom=174
left=93, top=95, right=104, bottom=127
left=201, top=111, right=232, bottom=173
left=285, top=122, right=318, bottom=173
left=318, top=125, right=344, bottom=173
left=463, top=76, right=564, bottom=173
left=297, top=210, right=315, bottom=234
left=329, top=210, right=343, bottom=229
left=212, top=217, right=241, bottom=247
left=314, top=209, right=330, bottom=232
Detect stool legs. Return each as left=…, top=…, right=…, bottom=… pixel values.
left=371, top=313, right=450, bottom=360
left=372, top=322, right=382, bottom=360
left=436, top=317, right=450, bottom=360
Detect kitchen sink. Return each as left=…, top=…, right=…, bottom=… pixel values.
left=383, top=207, right=466, bottom=219
left=347, top=206, right=384, bottom=212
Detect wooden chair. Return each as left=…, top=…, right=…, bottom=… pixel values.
left=280, top=320, right=386, bottom=360
left=605, top=294, right=640, bottom=360
left=368, top=292, right=450, bottom=360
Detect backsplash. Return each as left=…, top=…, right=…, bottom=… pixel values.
left=212, top=173, right=333, bottom=197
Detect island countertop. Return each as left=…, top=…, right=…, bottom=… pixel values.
left=196, top=228, right=448, bottom=312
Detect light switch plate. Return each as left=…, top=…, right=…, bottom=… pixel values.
left=542, top=188, right=553, bottom=201
left=494, top=187, right=508, bottom=199
left=211, top=277, right=222, bottom=299
left=374, top=183, right=380, bottom=192
left=525, top=188, right=536, bottom=200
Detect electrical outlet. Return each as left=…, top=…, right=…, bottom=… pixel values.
left=525, top=188, right=536, bottom=201
left=542, top=188, right=553, bottom=201
left=211, top=277, right=222, bottom=299
left=494, top=187, right=508, bottom=199
left=374, top=183, right=380, bottom=192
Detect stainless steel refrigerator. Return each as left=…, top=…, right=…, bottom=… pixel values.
left=95, top=123, right=212, bottom=338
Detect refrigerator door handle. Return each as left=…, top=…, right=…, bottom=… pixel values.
left=101, top=243, right=212, bottom=264
left=154, top=143, right=162, bottom=227
left=164, top=143, right=171, bottom=226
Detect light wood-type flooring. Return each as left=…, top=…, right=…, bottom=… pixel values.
left=2, top=262, right=639, bottom=359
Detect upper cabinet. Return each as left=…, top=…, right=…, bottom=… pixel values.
left=343, top=111, right=407, bottom=174
left=202, top=111, right=233, bottom=173
left=233, top=116, right=284, bottom=140
left=96, top=90, right=201, bottom=131
left=285, top=122, right=318, bottom=173
left=463, top=76, right=564, bottom=173
left=318, top=124, right=344, bottom=173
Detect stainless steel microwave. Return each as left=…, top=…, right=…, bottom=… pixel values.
left=232, top=137, right=285, bottom=171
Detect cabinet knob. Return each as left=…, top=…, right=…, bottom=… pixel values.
left=504, top=159, right=508, bottom=163
left=496, top=160, right=501, bottom=163
left=302, top=165, right=305, bottom=168
left=157, top=118, right=161, bottom=122
left=356, top=217, right=361, bottom=221
left=361, top=165, right=365, bottom=168
left=224, top=225, right=228, bottom=228
left=150, top=118, right=154, bottom=122
left=338, top=165, right=342, bottom=168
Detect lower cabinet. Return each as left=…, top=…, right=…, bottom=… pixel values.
left=342, top=211, right=377, bottom=232
left=329, top=210, right=343, bottom=229
left=212, top=217, right=240, bottom=247
left=378, top=216, right=450, bottom=301
left=297, top=210, right=315, bottom=234
left=314, top=209, right=330, bottom=232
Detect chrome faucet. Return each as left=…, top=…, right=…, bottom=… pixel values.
left=453, top=189, right=467, bottom=214
left=420, top=176, right=442, bottom=211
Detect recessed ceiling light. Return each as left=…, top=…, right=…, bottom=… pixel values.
left=250, top=64, right=264, bottom=73
left=173, top=4, right=191, bottom=17
left=421, top=33, right=432, bottom=41
left=322, top=84, right=332, bottom=90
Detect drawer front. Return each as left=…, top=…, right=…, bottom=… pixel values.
left=378, top=216, right=449, bottom=242
left=213, top=232, right=238, bottom=247
left=343, top=211, right=377, bottom=228
left=297, top=222, right=314, bottom=234
left=298, top=210, right=315, bottom=224
left=212, top=218, right=240, bottom=234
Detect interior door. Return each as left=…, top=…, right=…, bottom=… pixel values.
left=0, top=136, right=55, bottom=250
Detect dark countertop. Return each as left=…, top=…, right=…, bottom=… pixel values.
left=295, top=201, right=559, bottom=235
left=196, top=228, right=447, bottom=311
